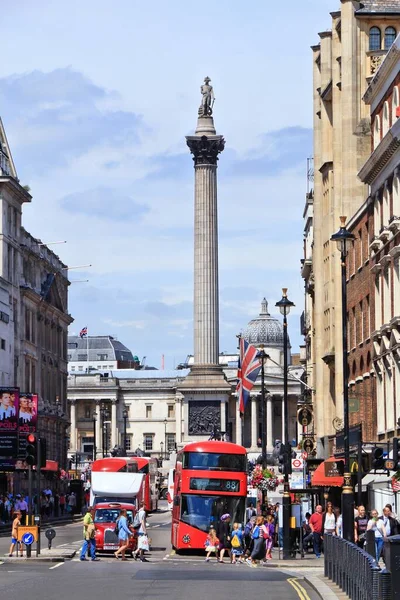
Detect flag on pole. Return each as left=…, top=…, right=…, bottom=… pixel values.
left=237, top=337, right=262, bottom=416
left=79, top=326, right=88, bottom=338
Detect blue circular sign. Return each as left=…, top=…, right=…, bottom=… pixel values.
left=22, top=532, right=34, bottom=545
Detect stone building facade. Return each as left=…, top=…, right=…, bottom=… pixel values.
left=358, top=33, right=400, bottom=442
left=0, top=116, right=72, bottom=477
left=305, top=1, right=400, bottom=457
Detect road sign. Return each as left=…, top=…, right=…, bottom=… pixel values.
left=303, top=438, right=314, bottom=453
left=301, top=452, right=308, bottom=460
left=292, top=457, right=304, bottom=470
left=22, top=532, right=34, bottom=545
left=290, top=471, right=305, bottom=490
left=385, top=459, right=395, bottom=471
left=17, top=526, right=38, bottom=543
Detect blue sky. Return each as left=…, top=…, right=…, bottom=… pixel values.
left=2, top=0, right=334, bottom=368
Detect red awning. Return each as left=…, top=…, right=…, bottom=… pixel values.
left=41, top=460, right=58, bottom=472
left=311, top=457, right=344, bottom=487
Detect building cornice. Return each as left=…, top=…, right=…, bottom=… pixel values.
left=358, top=119, right=400, bottom=184
left=363, top=40, right=400, bottom=105
left=311, top=44, right=321, bottom=52
left=0, top=176, right=32, bottom=204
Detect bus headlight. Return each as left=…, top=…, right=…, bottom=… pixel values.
left=182, top=535, right=190, bottom=544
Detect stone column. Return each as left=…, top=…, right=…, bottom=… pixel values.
left=220, top=399, right=226, bottom=434
left=236, top=400, right=242, bottom=445
left=175, top=393, right=183, bottom=445
left=281, top=396, right=285, bottom=443
left=95, top=401, right=102, bottom=457
left=69, top=400, right=77, bottom=452
left=251, top=396, right=258, bottom=449
left=267, top=393, right=273, bottom=451
left=186, top=131, right=225, bottom=367
left=111, top=400, right=117, bottom=449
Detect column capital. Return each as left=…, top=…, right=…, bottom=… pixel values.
left=186, top=135, right=225, bottom=166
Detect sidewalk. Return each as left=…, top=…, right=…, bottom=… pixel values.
left=0, top=514, right=82, bottom=538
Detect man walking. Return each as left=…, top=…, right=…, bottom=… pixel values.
left=80, top=507, right=99, bottom=561
left=309, top=505, right=323, bottom=558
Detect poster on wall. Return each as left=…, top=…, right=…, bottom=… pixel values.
left=18, top=393, right=38, bottom=458
left=0, top=387, right=20, bottom=457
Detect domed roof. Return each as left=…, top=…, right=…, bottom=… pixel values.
left=242, top=299, right=283, bottom=347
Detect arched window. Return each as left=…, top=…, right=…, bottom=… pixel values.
left=370, top=27, right=381, bottom=51
left=393, top=86, right=399, bottom=122
left=393, top=170, right=400, bottom=216
left=367, top=352, right=371, bottom=369
left=383, top=101, right=390, bottom=136
left=374, top=114, right=381, bottom=149
left=385, top=27, right=397, bottom=50
left=360, top=356, right=364, bottom=373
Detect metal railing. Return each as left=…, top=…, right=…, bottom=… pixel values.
left=324, top=534, right=391, bottom=600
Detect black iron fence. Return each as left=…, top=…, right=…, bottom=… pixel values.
left=324, top=534, right=391, bottom=600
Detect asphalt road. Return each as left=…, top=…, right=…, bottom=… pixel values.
left=0, top=504, right=320, bottom=600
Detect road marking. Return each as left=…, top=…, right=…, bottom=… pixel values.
left=152, top=524, right=160, bottom=528
left=287, top=577, right=311, bottom=600
left=49, top=562, right=64, bottom=570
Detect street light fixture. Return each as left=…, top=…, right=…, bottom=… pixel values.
left=258, top=346, right=267, bottom=469
left=331, top=216, right=355, bottom=543
left=276, top=287, right=295, bottom=561
left=92, top=412, right=97, bottom=461
left=122, top=407, right=128, bottom=454
left=164, top=418, right=168, bottom=460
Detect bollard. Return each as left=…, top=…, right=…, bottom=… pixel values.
left=365, top=529, right=376, bottom=560
left=383, top=534, right=400, bottom=600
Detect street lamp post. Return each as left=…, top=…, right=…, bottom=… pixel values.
left=331, top=216, right=355, bottom=543
left=258, top=346, right=267, bottom=469
left=122, top=408, right=128, bottom=454
left=276, top=288, right=295, bottom=561
left=92, top=412, right=97, bottom=461
left=160, top=441, right=164, bottom=460
left=164, top=418, right=168, bottom=459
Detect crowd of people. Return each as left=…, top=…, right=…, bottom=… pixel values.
left=0, top=490, right=78, bottom=524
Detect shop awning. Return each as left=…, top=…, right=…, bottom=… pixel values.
left=311, top=457, right=344, bottom=487
left=41, top=460, right=58, bottom=472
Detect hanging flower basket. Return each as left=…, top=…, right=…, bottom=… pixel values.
left=250, top=464, right=279, bottom=492
left=391, top=471, right=400, bottom=492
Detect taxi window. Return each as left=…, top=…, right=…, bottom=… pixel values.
left=94, top=509, right=134, bottom=523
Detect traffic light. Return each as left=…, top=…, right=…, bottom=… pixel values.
left=372, top=446, right=385, bottom=470
left=393, top=437, right=400, bottom=471
left=25, top=433, right=37, bottom=466
left=278, top=442, right=292, bottom=475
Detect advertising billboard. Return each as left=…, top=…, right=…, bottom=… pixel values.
left=18, top=393, right=38, bottom=458
left=0, top=387, right=19, bottom=457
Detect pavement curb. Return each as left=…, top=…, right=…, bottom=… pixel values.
left=293, top=574, right=341, bottom=600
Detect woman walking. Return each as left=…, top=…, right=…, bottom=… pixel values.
left=264, top=514, right=275, bottom=560
left=114, top=509, right=133, bottom=561
left=323, top=503, right=337, bottom=535
left=230, top=523, right=244, bottom=564
left=246, top=516, right=266, bottom=567
left=367, top=508, right=387, bottom=563
left=216, top=514, right=231, bottom=563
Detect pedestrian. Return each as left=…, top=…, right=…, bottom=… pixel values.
left=243, top=515, right=255, bottom=555
left=246, top=516, right=266, bottom=567
left=204, top=527, right=219, bottom=562
left=379, top=505, right=399, bottom=537
left=8, top=510, right=23, bottom=557
left=59, top=493, right=66, bottom=516
left=354, top=505, right=368, bottom=548
left=230, top=522, right=244, bottom=564
left=133, top=502, right=149, bottom=562
left=335, top=509, right=342, bottom=538
left=302, top=512, right=313, bottom=551
left=80, top=507, right=99, bottom=561
left=367, top=509, right=387, bottom=563
left=309, top=505, right=323, bottom=558
left=216, top=513, right=231, bottom=563
left=114, top=509, right=133, bottom=561
left=323, top=503, right=336, bottom=535
left=68, top=492, right=76, bottom=515
left=245, top=503, right=256, bottom=522
left=264, top=514, right=275, bottom=560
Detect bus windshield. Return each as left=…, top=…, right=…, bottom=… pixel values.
left=182, top=452, right=246, bottom=472
left=180, top=494, right=245, bottom=533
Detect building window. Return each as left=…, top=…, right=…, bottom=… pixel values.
left=97, top=354, right=108, bottom=360
left=366, top=295, right=370, bottom=339
left=166, top=433, right=176, bottom=452
left=393, top=87, right=399, bottom=122
left=383, top=101, right=390, bottom=137
left=146, top=405, right=152, bottom=419
left=125, top=434, right=132, bottom=451
left=352, top=307, right=356, bottom=347
left=369, top=27, right=381, bottom=51
left=71, top=366, right=76, bottom=371
left=78, top=366, right=83, bottom=372
left=84, top=404, right=91, bottom=418
left=77, top=354, right=87, bottom=361
left=0, top=339, right=5, bottom=350
left=384, top=27, right=396, bottom=50
left=143, top=434, right=153, bottom=451
left=373, top=115, right=381, bottom=150
left=360, top=300, right=364, bottom=341
left=167, top=405, right=175, bottom=419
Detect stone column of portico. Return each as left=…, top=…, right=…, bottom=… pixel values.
left=111, top=400, right=117, bottom=449
left=266, top=394, right=273, bottom=451
left=95, top=400, right=102, bottom=456
left=251, top=396, right=258, bottom=449
left=69, top=400, right=77, bottom=452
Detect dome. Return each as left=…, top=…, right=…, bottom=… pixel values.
left=242, top=299, right=283, bottom=347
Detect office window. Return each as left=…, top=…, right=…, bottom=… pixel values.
left=166, top=433, right=176, bottom=452
left=369, top=27, right=381, bottom=51
left=143, top=434, right=153, bottom=451
left=167, top=405, right=175, bottom=419
left=146, top=405, right=152, bottom=419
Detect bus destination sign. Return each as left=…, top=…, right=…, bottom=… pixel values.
left=189, top=478, right=240, bottom=493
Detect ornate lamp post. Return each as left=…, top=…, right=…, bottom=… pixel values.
left=164, top=418, right=168, bottom=459
left=331, top=216, right=355, bottom=543
left=160, top=441, right=164, bottom=460
left=258, top=346, right=267, bottom=469
left=122, top=407, right=128, bottom=453
left=276, top=287, right=295, bottom=561
left=92, top=412, right=97, bottom=461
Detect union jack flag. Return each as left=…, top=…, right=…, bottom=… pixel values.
left=237, top=337, right=261, bottom=415
left=79, top=326, right=88, bottom=338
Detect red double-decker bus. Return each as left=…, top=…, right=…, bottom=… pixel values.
left=171, top=441, right=247, bottom=551
left=91, top=456, right=158, bottom=512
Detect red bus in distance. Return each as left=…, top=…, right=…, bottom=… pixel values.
left=91, top=456, right=158, bottom=512
left=171, top=441, right=247, bottom=551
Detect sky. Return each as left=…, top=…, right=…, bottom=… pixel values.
left=1, top=0, right=336, bottom=368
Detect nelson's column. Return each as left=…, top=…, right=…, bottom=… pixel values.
left=178, top=77, right=231, bottom=443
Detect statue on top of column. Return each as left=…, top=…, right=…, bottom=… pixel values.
left=199, top=76, right=215, bottom=117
